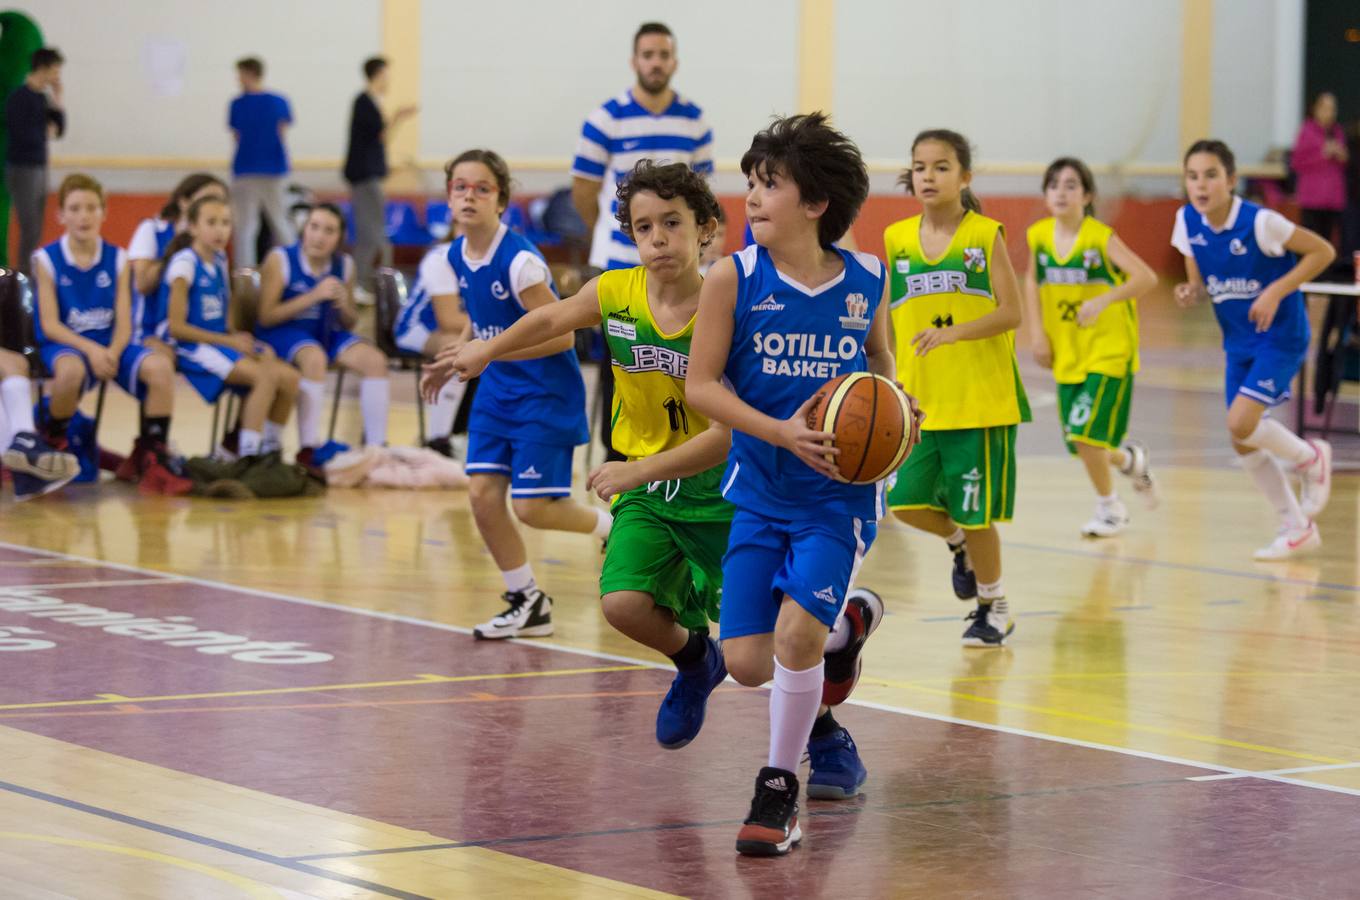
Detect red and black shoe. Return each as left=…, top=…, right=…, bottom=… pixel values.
left=295, top=446, right=325, bottom=482
left=134, top=439, right=194, bottom=496
left=114, top=440, right=146, bottom=483
left=821, top=587, right=885, bottom=707
left=735, top=767, right=802, bottom=856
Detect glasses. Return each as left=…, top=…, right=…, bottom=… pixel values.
left=449, top=181, right=496, bottom=198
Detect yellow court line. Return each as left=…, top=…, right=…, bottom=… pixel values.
left=0, top=832, right=282, bottom=898
left=0, top=665, right=650, bottom=712
left=864, top=678, right=1349, bottom=765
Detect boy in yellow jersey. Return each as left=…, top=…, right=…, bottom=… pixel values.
left=885, top=130, right=1028, bottom=647
left=1024, top=157, right=1160, bottom=538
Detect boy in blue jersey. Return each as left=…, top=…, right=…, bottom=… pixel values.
left=31, top=174, right=192, bottom=496
left=422, top=150, right=611, bottom=640
left=687, top=113, right=919, bottom=856
left=1173, top=141, right=1335, bottom=560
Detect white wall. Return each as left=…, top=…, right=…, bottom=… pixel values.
left=22, top=0, right=1303, bottom=193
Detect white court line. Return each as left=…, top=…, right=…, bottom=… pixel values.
left=0, top=578, right=184, bottom=592
left=0, top=539, right=1357, bottom=799
left=1187, top=762, right=1360, bottom=782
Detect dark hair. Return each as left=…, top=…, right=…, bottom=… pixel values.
left=614, top=160, right=723, bottom=248
left=445, top=149, right=512, bottom=212
left=30, top=47, right=63, bottom=70
left=1042, top=157, right=1096, bottom=217
left=740, top=112, right=869, bottom=248
left=634, top=22, right=674, bottom=51
left=1184, top=139, right=1236, bottom=177
left=161, top=195, right=229, bottom=267
left=363, top=57, right=388, bottom=81
left=236, top=57, right=264, bottom=79
left=899, top=129, right=982, bottom=213
left=303, top=202, right=347, bottom=256
left=159, top=172, right=228, bottom=220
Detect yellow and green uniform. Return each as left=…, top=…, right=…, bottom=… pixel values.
left=883, top=212, right=1030, bottom=528
left=1027, top=216, right=1139, bottom=453
left=596, top=266, right=732, bottom=630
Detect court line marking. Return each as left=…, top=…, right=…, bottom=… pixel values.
left=0, top=540, right=1356, bottom=799
left=0, top=779, right=430, bottom=900
left=0, top=831, right=282, bottom=898
left=0, top=665, right=650, bottom=712
left=1187, top=762, right=1360, bottom=783
left=0, top=578, right=182, bottom=591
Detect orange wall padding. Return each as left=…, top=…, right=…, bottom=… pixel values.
left=15, top=191, right=1299, bottom=277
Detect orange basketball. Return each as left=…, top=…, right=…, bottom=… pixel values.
left=806, top=373, right=919, bottom=484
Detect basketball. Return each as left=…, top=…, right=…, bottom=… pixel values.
left=806, top=372, right=919, bottom=484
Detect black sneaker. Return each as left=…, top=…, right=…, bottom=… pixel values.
left=473, top=589, right=554, bottom=640
left=735, top=767, right=802, bottom=856
left=950, top=540, right=976, bottom=601
left=425, top=437, right=455, bottom=459
left=962, top=600, right=1014, bottom=647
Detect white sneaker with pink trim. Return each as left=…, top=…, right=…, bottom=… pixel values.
left=1297, top=439, right=1332, bottom=519
left=1253, top=520, right=1321, bottom=561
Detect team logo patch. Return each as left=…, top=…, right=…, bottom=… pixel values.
left=517, top=466, right=542, bottom=480
left=752, top=296, right=785, bottom=312
left=201, top=294, right=225, bottom=320
left=95, top=271, right=113, bottom=289
left=1038, top=252, right=1049, bottom=266
left=962, top=467, right=982, bottom=482
left=1257, top=378, right=1276, bottom=393
left=491, top=280, right=510, bottom=300
left=606, top=319, right=636, bottom=340
left=1082, top=249, right=1102, bottom=270
left=1229, top=238, right=1248, bottom=256
left=1188, top=234, right=1208, bottom=247
left=895, top=259, right=911, bottom=275
left=839, top=293, right=870, bottom=330
left=458, top=276, right=470, bottom=290
left=813, top=585, right=839, bottom=605
left=963, top=247, right=987, bottom=273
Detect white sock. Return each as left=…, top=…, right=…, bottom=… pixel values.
left=1240, top=450, right=1307, bottom=529
left=426, top=378, right=465, bottom=441
left=824, top=615, right=851, bottom=654
left=1242, top=418, right=1315, bottom=468
left=501, top=563, right=536, bottom=594
left=592, top=507, right=612, bottom=539
left=1098, top=492, right=1122, bottom=510
left=768, top=658, right=824, bottom=773
left=360, top=377, right=389, bottom=446
left=1, top=376, right=35, bottom=435
left=978, top=579, right=1005, bottom=602
left=262, top=420, right=284, bottom=453
left=297, top=379, right=324, bottom=449
left=238, top=428, right=262, bottom=457
left=945, top=527, right=965, bottom=548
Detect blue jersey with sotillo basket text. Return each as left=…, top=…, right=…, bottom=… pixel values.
left=35, top=238, right=121, bottom=348
left=1177, top=199, right=1309, bottom=357
left=720, top=244, right=888, bottom=522
left=448, top=226, right=588, bottom=447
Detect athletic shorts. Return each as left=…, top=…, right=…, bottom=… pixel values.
left=1226, top=344, right=1306, bottom=408
left=39, top=342, right=152, bottom=400
left=256, top=324, right=364, bottom=366
left=465, top=431, right=575, bottom=498
left=718, top=508, right=875, bottom=639
left=598, top=470, right=733, bottom=631
left=176, top=341, right=245, bottom=404
left=887, top=426, right=1017, bottom=529
left=1057, top=372, right=1133, bottom=454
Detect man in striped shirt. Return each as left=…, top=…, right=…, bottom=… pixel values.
left=570, top=22, right=714, bottom=272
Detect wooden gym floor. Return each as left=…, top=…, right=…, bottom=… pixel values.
left=0, top=298, right=1356, bottom=899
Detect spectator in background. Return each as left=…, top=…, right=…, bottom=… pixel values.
left=228, top=56, right=295, bottom=268
left=4, top=47, right=64, bottom=278
left=343, top=56, right=416, bottom=302
left=1291, top=91, right=1348, bottom=250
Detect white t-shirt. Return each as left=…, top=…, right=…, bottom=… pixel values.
left=1171, top=196, right=1295, bottom=258
left=418, top=243, right=459, bottom=297
left=128, top=218, right=168, bottom=261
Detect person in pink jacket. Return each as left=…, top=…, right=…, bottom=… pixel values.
left=1291, top=92, right=1348, bottom=248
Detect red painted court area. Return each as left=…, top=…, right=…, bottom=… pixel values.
left=0, top=542, right=1357, bottom=899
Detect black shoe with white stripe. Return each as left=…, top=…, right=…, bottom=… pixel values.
left=473, top=589, right=553, bottom=640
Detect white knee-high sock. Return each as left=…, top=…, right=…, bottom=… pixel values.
left=1241, top=418, right=1315, bottom=468
left=768, top=658, right=824, bottom=773
left=360, top=377, right=388, bottom=446
left=296, top=379, right=324, bottom=449
left=427, top=378, right=465, bottom=441
left=1240, top=450, right=1306, bottom=528
left=1, top=376, right=35, bottom=436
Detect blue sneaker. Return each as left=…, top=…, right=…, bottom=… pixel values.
left=5, top=433, right=78, bottom=502
left=950, top=540, right=976, bottom=601
left=655, top=636, right=726, bottom=749
left=806, top=727, right=867, bottom=800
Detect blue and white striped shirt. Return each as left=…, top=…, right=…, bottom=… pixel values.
left=571, top=89, right=713, bottom=271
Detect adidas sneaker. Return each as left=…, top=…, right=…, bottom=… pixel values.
left=962, top=599, right=1014, bottom=647
left=735, top=767, right=802, bottom=856
left=473, top=589, right=554, bottom=640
